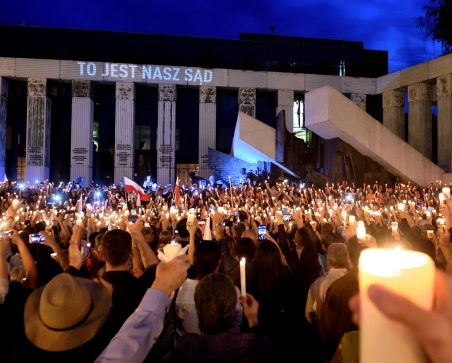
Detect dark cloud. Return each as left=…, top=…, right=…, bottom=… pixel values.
left=0, top=0, right=443, bottom=72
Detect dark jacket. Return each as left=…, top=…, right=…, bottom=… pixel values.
left=164, top=326, right=274, bottom=363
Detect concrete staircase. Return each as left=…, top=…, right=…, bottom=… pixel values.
left=305, top=85, right=450, bottom=187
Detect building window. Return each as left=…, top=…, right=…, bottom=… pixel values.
left=17, top=157, right=25, bottom=182
left=293, top=99, right=312, bottom=146
left=134, top=126, right=151, bottom=150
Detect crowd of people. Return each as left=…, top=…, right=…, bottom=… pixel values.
left=1, top=174, right=452, bottom=363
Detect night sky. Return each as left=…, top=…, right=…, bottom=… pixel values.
left=0, top=0, right=444, bottom=73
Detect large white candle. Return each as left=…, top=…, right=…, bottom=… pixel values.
left=356, top=221, right=366, bottom=239
left=442, top=187, right=450, bottom=196
left=187, top=213, right=195, bottom=226
left=240, top=257, right=246, bottom=297
left=359, top=248, right=434, bottom=363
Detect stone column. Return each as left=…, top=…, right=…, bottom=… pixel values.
left=383, top=90, right=405, bottom=139
left=437, top=74, right=452, bottom=171
left=157, top=84, right=176, bottom=187
left=351, top=93, right=366, bottom=111
left=238, top=88, right=256, bottom=118
left=114, top=82, right=135, bottom=185
left=0, top=78, right=7, bottom=179
left=25, top=78, right=51, bottom=183
left=70, top=80, right=94, bottom=185
left=276, top=89, right=294, bottom=132
left=199, top=86, right=216, bottom=180
left=408, top=82, right=433, bottom=159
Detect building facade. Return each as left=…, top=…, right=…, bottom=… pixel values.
left=0, top=25, right=389, bottom=185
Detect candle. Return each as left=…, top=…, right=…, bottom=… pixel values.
left=359, top=248, right=434, bottom=363
left=187, top=213, right=195, bottom=226
left=240, top=257, right=246, bottom=297
left=391, top=222, right=398, bottom=231
left=163, top=241, right=181, bottom=261
left=443, top=187, right=451, bottom=196
left=349, top=215, right=355, bottom=223
left=356, top=221, right=366, bottom=239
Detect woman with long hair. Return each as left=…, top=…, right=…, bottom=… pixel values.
left=247, top=239, right=300, bottom=362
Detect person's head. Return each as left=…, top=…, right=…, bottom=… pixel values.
left=294, top=227, right=314, bottom=249
left=346, top=236, right=367, bottom=268
left=159, top=230, right=172, bottom=247
left=95, top=232, right=105, bottom=250
left=321, top=223, right=335, bottom=237
left=194, top=241, right=221, bottom=278
left=100, top=229, right=132, bottom=269
left=36, top=257, right=63, bottom=288
left=251, top=240, right=286, bottom=296
left=24, top=273, right=111, bottom=352
left=232, top=223, right=246, bottom=241
left=238, top=211, right=248, bottom=223
left=241, top=229, right=257, bottom=245
left=176, top=218, right=190, bottom=239
left=234, top=237, right=256, bottom=261
left=194, top=273, right=237, bottom=334
left=89, top=232, right=100, bottom=249
left=327, top=243, right=348, bottom=269
left=143, top=229, right=158, bottom=253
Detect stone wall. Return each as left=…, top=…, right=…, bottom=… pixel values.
left=207, top=148, right=256, bottom=185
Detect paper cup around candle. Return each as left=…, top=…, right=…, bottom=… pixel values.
left=163, top=242, right=181, bottom=261
left=359, top=248, right=434, bottom=363
left=349, top=215, right=355, bottom=223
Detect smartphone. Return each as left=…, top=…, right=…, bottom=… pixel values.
left=29, top=233, right=45, bottom=243
left=283, top=214, right=292, bottom=221
left=258, top=225, right=267, bottom=241
left=128, top=215, right=138, bottom=223
left=5, top=230, right=13, bottom=237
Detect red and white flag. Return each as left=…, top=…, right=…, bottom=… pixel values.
left=124, top=177, right=150, bottom=201
left=175, top=176, right=181, bottom=206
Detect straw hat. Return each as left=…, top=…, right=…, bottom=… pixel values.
left=24, top=273, right=111, bottom=352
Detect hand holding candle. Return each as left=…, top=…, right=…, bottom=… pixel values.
left=358, top=248, right=435, bottom=363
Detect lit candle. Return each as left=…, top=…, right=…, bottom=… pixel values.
left=240, top=257, right=246, bottom=297
left=349, top=215, right=355, bottom=223
left=391, top=222, right=398, bottom=231
left=443, top=187, right=451, bottom=196
left=187, top=213, right=195, bottom=226
left=359, top=248, right=434, bottom=363
left=356, top=221, right=366, bottom=239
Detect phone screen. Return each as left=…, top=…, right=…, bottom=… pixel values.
left=258, top=225, right=267, bottom=241
left=128, top=215, right=138, bottom=223
left=283, top=214, right=292, bottom=221
left=29, top=233, right=45, bottom=243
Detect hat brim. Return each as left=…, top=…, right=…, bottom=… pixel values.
left=24, top=276, right=111, bottom=352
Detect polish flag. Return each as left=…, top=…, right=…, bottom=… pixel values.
left=175, top=176, right=181, bottom=206
left=124, top=177, right=149, bottom=201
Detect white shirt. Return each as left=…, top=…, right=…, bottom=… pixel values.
left=305, top=267, right=348, bottom=323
